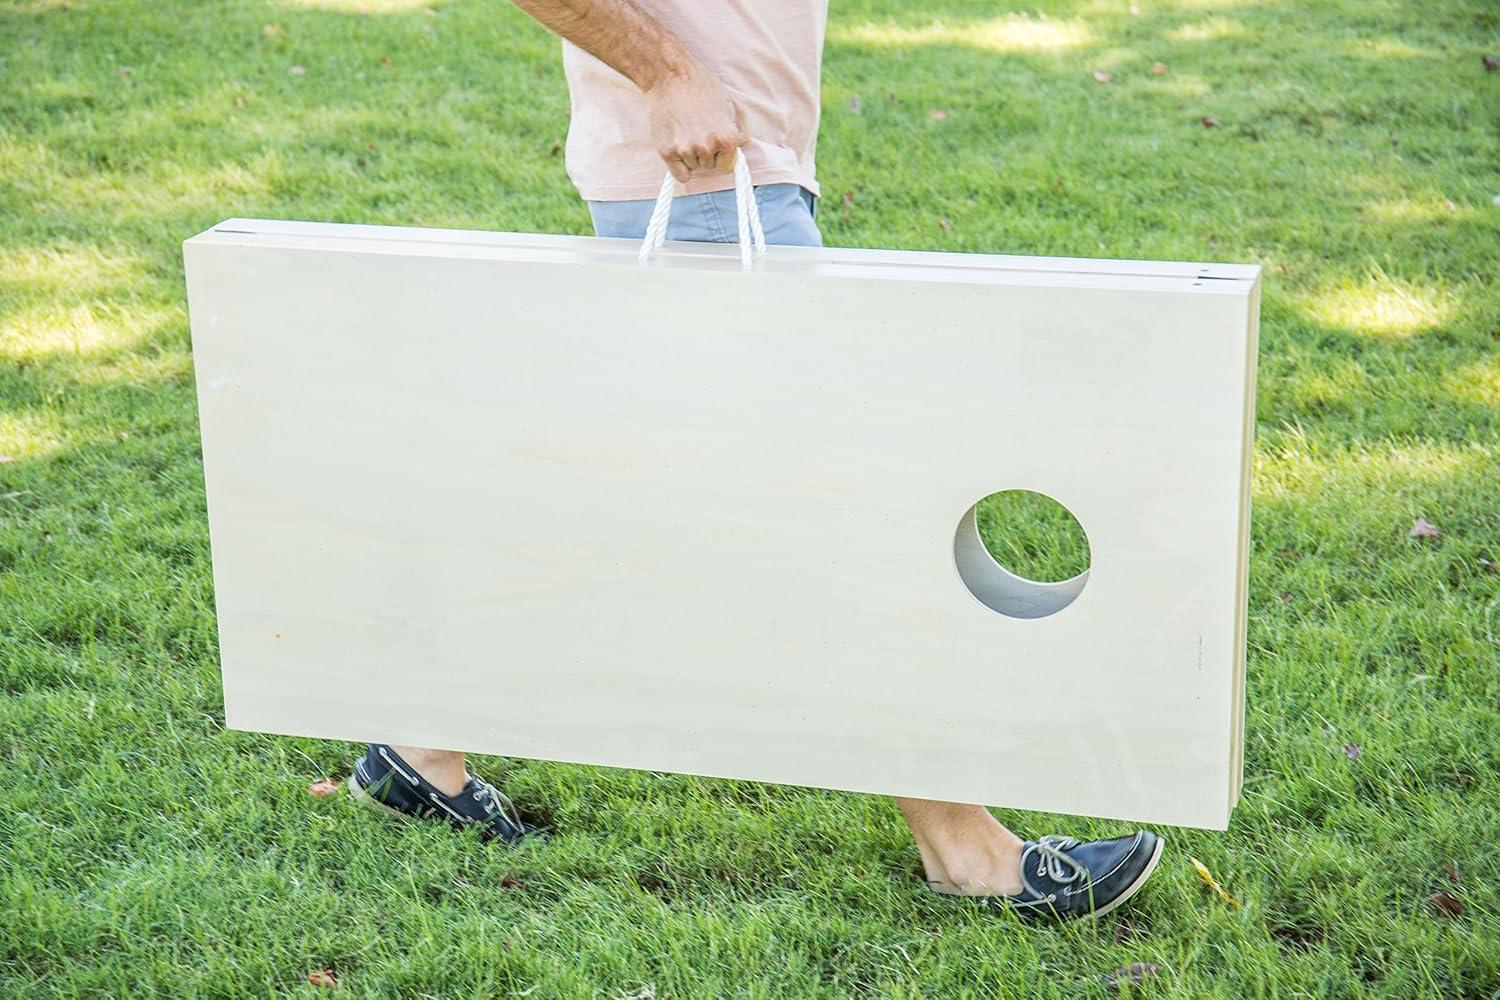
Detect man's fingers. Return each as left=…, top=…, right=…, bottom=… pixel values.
left=661, top=123, right=742, bottom=179
left=686, top=134, right=739, bottom=175
left=663, top=154, right=691, bottom=183
left=710, top=134, right=739, bottom=172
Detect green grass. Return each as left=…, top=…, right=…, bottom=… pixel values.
left=976, top=490, right=1092, bottom=582
left=2, top=0, right=1498, bottom=995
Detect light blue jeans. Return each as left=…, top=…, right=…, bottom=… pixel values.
left=588, top=183, right=822, bottom=247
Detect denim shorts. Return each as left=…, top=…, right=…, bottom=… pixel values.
left=588, top=183, right=822, bottom=247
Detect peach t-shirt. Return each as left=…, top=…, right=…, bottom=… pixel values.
left=561, top=1, right=828, bottom=201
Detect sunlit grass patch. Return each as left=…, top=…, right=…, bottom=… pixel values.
left=1255, top=436, right=1478, bottom=503
left=1298, top=271, right=1454, bottom=340
left=0, top=245, right=148, bottom=301
left=0, top=410, right=70, bottom=463
left=1164, top=17, right=1249, bottom=43
left=0, top=302, right=179, bottom=363
left=1443, top=359, right=1500, bottom=409
left=833, top=15, right=1091, bottom=54
left=159, top=159, right=279, bottom=204
left=274, top=0, right=436, bottom=12
left=1149, top=73, right=1214, bottom=97
left=1348, top=37, right=1436, bottom=60
left=1361, top=198, right=1469, bottom=225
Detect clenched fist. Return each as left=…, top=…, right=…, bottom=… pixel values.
left=646, top=67, right=749, bottom=182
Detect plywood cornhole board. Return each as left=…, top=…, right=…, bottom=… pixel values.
left=185, top=219, right=1259, bottom=830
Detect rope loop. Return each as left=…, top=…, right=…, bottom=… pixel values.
left=637, top=152, right=767, bottom=269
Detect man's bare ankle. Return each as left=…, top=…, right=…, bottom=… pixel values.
left=925, top=840, right=1025, bottom=897
left=389, top=744, right=468, bottom=797
left=927, top=871, right=1024, bottom=897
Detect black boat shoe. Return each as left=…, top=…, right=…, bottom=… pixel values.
left=348, top=743, right=537, bottom=844
left=942, top=830, right=1164, bottom=922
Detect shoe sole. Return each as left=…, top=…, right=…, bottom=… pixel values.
left=1087, top=834, right=1166, bottom=921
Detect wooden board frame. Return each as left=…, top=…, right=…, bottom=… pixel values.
left=185, top=219, right=1259, bottom=829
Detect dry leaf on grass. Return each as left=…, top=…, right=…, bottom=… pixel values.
left=0, top=455, right=15, bottom=463
left=308, top=778, right=340, bottom=797
left=1408, top=517, right=1440, bottom=539
left=1101, top=962, right=1161, bottom=988
left=1151, top=62, right=1168, bottom=75
left=927, top=108, right=949, bottom=120
left=1429, top=892, right=1463, bottom=918
left=1189, top=857, right=1240, bottom=908
left=308, top=969, right=338, bottom=988
left=1093, top=70, right=1112, bottom=83
left=289, top=65, right=307, bottom=76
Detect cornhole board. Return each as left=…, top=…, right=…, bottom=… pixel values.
left=184, top=219, right=1259, bottom=830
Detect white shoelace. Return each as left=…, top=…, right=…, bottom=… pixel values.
left=1021, top=835, right=1091, bottom=898
left=470, top=776, right=525, bottom=834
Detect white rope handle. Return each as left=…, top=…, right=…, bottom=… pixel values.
left=637, top=151, right=767, bottom=269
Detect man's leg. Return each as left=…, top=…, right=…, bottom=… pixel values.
left=896, top=798, right=1026, bottom=896
left=902, top=795, right=1165, bottom=921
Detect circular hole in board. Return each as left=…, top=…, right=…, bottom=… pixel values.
left=953, top=489, right=1091, bottom=619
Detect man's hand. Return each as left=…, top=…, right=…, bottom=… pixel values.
left=646, top=68, right=748, bottom=182
left=511, top=0, right=750, bottom=182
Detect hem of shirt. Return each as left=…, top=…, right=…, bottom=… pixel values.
left=576, top=167, right=820, bottom=203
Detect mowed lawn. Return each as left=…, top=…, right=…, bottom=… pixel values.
left=2, top=0, right=1498, bottom=995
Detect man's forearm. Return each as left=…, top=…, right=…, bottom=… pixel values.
left=513, top=0, right=747, bottom=182
left=511, top=0, right=701, bottom=93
